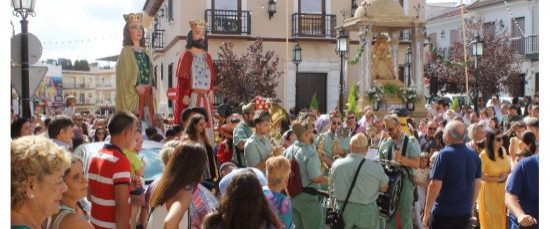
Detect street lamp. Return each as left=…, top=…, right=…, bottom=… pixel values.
left=268, top=0, right=277, bottom=20
left=336, top=28, right=349, bottom=115
left=471, top=34, right=483, bottom=114
left=404, top=47, right=412, bottom=87
left=292, top=41, right=302, bottom=73
left=12, top=0, right=37, bottom=119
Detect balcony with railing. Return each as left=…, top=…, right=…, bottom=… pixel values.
left=512, top=34, right=538, bottom=59
left=205, top=9, right=251, bottom=35
left=149, top=28, right=165, bottom=51
left=292, top=13, right=336, bottom=38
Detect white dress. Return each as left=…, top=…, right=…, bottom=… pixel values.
left=147, top=203, right=190, bottom=229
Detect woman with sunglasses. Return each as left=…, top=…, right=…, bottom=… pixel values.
left=478, top=130, right=511, bottom=229
left=93, top=127, right=107, bottom=142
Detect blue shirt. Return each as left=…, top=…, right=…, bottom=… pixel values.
left=506, top=154, right=539, bottom=227
left=430, top=144, right=481, bottom=216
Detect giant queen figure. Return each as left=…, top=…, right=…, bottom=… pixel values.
left=174, top=19, right=216, bottom=146
left=115, top=12, right=156, bottom=125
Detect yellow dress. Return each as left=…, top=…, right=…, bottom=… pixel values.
left=478, top=150, right=510, bottom=229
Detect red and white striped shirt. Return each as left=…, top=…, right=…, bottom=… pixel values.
left=87, top=144, right=131, bottom=229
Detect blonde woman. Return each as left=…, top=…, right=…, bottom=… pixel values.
left=11, top=136, right=71, bottom=229
left=265, top=156, right=294, bottom=228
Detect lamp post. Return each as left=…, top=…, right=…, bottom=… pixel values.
left=336, top=28, right=349, bottom=115
left=292, top=41, right=301, bottom=110
left=12, top=0, right=36, bottom=119
left=404, top=47, right=412, bottom=87
left=471, top=34, right=483, bottom=114
left=268, top=0, right=277, bottom=19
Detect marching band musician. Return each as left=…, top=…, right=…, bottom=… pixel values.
left=232, top=102, right=255, bottom=167
left=244, top=110, right=284, bottom=173
left=283, top=121, right=329, bottom=229
left=331, top=133, right=389, bottom=228
left=378, top=114, right=421, bottom=229
left=316, top=111, right=350, bottom=167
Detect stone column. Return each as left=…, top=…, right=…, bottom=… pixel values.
left=413, top=26, right=424, bottom=93
left=363, top=26, right=373, bottom=91
left=390, top=31, right=400, bottom=80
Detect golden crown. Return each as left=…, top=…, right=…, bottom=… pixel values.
left=123, top=13, right=143, bottom=23
left=189, top=19, right=206, bottom=30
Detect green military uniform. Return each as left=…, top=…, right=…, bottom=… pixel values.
left=377, top=132, right=421, bottom=229
left=315, top=131, right=351, bottom=192
left=331, top=153, right=389, bottom=229
left=316, top=131, right=351, bottom=159
left=283, top=141, right=324, bottom=229
left=244, top=133, right=272, bottom=173
left=232, top=121, right=253, bottom=166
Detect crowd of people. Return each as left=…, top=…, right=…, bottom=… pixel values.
left=10, top=93, right=539, bottom=229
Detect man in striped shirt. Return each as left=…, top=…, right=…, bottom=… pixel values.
left=87, top=111, right=139, bottom=229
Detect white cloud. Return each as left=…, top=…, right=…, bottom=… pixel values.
left=10, top=0, right=144, bottom=62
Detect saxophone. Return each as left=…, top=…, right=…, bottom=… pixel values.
left=316, top=133, right=329, bottom=172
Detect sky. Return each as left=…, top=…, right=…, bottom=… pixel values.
left=8, top=0, right=464, bottom=63
left=9, top=0, right=144, bottom=63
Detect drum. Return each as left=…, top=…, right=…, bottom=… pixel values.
left=377, top=171, right=403, bottom=219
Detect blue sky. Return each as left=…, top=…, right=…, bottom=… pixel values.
left=9, top=0, right=144, bottom=62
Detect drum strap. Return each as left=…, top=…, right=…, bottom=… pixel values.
left=341, top=158, right=366, bottom=213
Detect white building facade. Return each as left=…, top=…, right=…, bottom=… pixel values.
left=426, top=0, right=538, bottom=97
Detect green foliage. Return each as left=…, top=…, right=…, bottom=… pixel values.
left=382, top=83, right=400, bottom=96
left=346, top=85, right=359, bottom=115
left=309, top=93, right=319, bottom=110
left=451, top=97, right=460, bottom=111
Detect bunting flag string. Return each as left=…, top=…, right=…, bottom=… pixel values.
left=503, top=0, right=526, bottom=37
left=40, top=34, right=120, bottom=47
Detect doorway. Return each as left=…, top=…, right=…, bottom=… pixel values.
left=295, top=73, right=327, bottom=113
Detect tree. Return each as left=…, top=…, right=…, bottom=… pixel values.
left=59, top=58, right=73, bottom=70
left=74, top=60, right=90, bottom=71
left=346, top=84, right=359, bottom=116
left=425, top=17, right=523, bottom=100
left=216, top=38, right=283, bottom=104
left=309, top=93, right=319, bottom=110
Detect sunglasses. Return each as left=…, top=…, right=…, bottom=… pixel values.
left=332, top=121, right=342, bottom=125
left=385, top=127, right=395, bottom=132
left=347, top=116, right=355, bottom=120
left=495, top=136, right=503, bottom=141
left=428, top=127, right=437, bottom=131
left=97, top=131, right=105, bottom=135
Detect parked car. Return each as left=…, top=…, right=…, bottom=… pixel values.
left=74, top=140, right=164, bottom=186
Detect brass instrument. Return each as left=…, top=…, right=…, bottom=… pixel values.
left=316, top=133, right=329, bottom=172
left=332, top=126, right=351, bottom=160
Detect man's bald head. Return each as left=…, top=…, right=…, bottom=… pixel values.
left=444, top=120, right=466, bottom=144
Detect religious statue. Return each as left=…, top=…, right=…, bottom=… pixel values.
left=115, top=12, right=156, bottom=125
left=174, top=19, right=216, bottom=146
left=371, top=34, right=395, bottom=80
left=354, top=0, right=370, bottom=18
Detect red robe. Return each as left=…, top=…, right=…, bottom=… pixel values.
left=174, top=50, right=215, bottom=125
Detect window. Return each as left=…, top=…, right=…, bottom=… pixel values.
left=212, top=0, right=239, bottom=10
left=429, top=32, right=437, bottom=45
left=511, top=17, right=525, bottom=38
left=167, top=0, right=174, bottom=21
left=299, top=0, right=325, bottom=13
left=450, top=29, right=459, bottom=43
left=483, top=21, right=495, bottom=39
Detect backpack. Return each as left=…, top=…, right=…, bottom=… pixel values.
left=286, top=146, right=303, bottom=197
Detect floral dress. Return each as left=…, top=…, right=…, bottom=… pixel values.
left=263, top=187, right=294, bottom=229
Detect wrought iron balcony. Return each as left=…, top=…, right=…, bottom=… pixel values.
left=292, top=13, right=336, bottom=38
left=149, top=28, right=165, bottom=50
left=512, top=34, right=538, bottom=59
left=205, top=9, right=251, bottom=35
